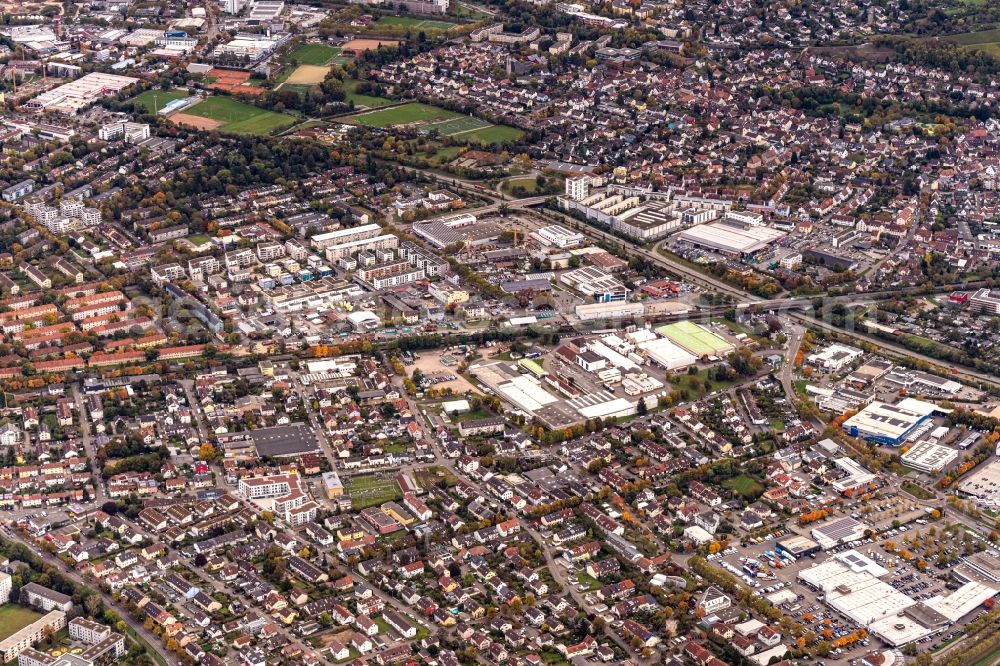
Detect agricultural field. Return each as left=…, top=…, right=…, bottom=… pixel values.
left=938, top=28, right=1000, bottom=56
left=288, top=42, right=343, bottom=65
left=376, top=16, right=456, bottom=30
left=129, top=88, right=189, bottom=113
left=346, top=474, right=403, bottom=509
left=178, top=97, right=297, bottom=135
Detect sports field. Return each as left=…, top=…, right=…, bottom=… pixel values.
left=289, top=42, right=342, bottom=65
left=656, top=321, right=734, bottom=357
left=424, top=115, right=491, bottom=136
left=342, top=38, right=400, bottom=52
left=0, top=604, right=42, bottom=639
left=461, top=124, right=524, bottom=145
left=284, top=65, right=331, bottom=85
left=180, top=97, right=297, bottom=135
left=130, top=89, right=189, bottom=113
left=344, top=103, right=523, bottom=144
left=346, top=102, right=460, bottom=128
left=376, top=16, right=456, bottom=30
left=346, top=475, right=402, bottom=509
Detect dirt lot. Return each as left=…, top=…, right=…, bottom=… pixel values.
left=283, top=65, right=330, bottom=86
left=169, top=112, right=222, bottom=130
left=405, top=352, right=480, bottom=395
left=342, top=38, right=400, bottom=53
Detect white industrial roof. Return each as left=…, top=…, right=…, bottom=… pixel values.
left=675, top=221, right=786, bottom=254
left=498, top=375, right=558, bottom=412
left=926, top=581, right=999, bottom=622
left=868, top=615, right=935, bottom=647
left=901, top=440, right=959, bottom=473
left=625, top=328, right=657, bottom=344
left=637, top=337, right=698, bottom=370
left=843, top=398, right=940, bottom=441
left=587, top=340, right=639, bottom=371
left=441, top=399, right=471, bottom=414
left=799, top=558, right=915, bottom=625
left=574, top=397, right=634, bottom=419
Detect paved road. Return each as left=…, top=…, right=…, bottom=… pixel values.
left=176, top=550, right=334, bottom=665
left=71, top=385, right=106, bottom=503
left=1, top=526, right=173, bottom=666
left=524, top=525, right=646, bottom=661
left=179, top=380, right=210, bottom=443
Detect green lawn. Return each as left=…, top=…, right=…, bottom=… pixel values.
left=376, top=16, right=456, bottom=30
left=0, top=604, right=42, bottom=639
left=901, top=481, right=935, bottom=500
left=461, top=124, right=525, bottom=145
left=502, top=177, right=543, bottom=196
left=130, top=89, right=189, bottom=113
left=346, top=475, right=402, bottom=509
left=449, top=408, right=495, bottom=422
left=413, top=466, right=458, bottom=489
left=672, top=368, right=741, bottom=399
left=576, top=572, right=601, bottom=591
left=424, top=115, right=492, bottom=136
left=723, top=475, right=765, bottom=499
left=186, top=97, right=297, bottom=135
left=943, top=28, right=1000, bottom=45
left=187, top=233, right=211, bottom=246
left=280, top=83, right=315, bottom=97
left=344, top=79, right=394, bottom=109
left=346, top=102, right=460, bottom=128
left=289, top=42, right=342, bottom=65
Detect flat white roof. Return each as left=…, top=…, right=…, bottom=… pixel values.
left=799, top=559, right=915, bottom=625
left=675, top=221, right=785, bottom=254
left=575, top=397, right=634, bottom=419
left=843, top=398, right=941, bottom=441
left=868, top=614, right=935, bottom=646
left=587, top=340, right=639, bottom=371
left=927, top=581, right=998, bottom=622
left=901, top=440, right=959, bottom=472
left=637, top=337, right=698, bottom=370
left=499, top=374, right=558, bottom=412
left=625, top=328, right=657, bottom=344
left=312, top=224, right=382, bottom=242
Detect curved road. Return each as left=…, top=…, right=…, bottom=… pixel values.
left=1, top=527, right=173, bottom=666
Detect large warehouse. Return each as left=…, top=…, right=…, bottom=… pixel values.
left=798, top=551, right=914, bottom=625
left=842, top=398, right=948, bottom=446
left=27, top=72, right=140, bottom=114
left=810, top=516, right=869, bottom=549
left=673, top=221, right=786, bottom=259
left=412, top=214, right=503, bottom=249
left=637, top=336, right=698, bottom=371
left=900, top=440, right=959, bottom=473
left=800, top=550, right=997, bottom=646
